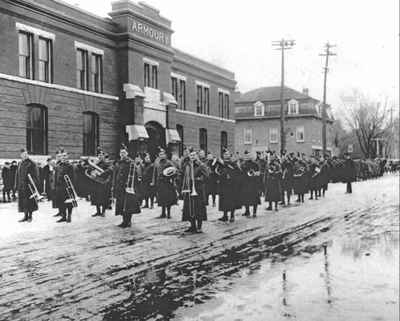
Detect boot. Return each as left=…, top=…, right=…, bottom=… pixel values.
left=218, top=212, right=228, bottom=222
left=19, top=212, right=29, bottom=222
left=229, top=212, right=235, bottom=222
left=53, top=212, right=62, bottom=217
left=28, top=212, right=33, bottom=222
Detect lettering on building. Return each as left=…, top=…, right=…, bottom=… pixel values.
left=132, top=20, right=170, bottom=46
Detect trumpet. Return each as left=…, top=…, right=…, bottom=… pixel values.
left=64, top=175, right=78, bottom=207
left=125, top=161, right=136, bottom=195
left=28, top=174, right=44, bottom=202
left=247, top=169, right=261, bottom=176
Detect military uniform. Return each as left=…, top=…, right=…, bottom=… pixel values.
left=240, top=159, right=261, bottom=217
left=153, top=158, right=177, bottom=218
left=55, top=161, right=75, bottom=222
left=113, top=157, right=141, bottom=227
left=90, top=160, right=113, bottom=216
left=16, top=158, right=39, bottom=220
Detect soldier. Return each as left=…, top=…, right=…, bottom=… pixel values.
left=319, top=154, right=331, bottom=197
left=205, top=152, right=218, bottom=207
left=281, top=153, right=294, bottom=206
left=216, top=149, right=242, bottom=222
left=152, top=148, right=177, bottom=219
left=55, top=150, right=75, bottom=223
left=90, top=149, right=113, bottom=217
left=181, top=148, right=209, bottom=233
left=15, top=148, right=40, bottom=222
left=240, top=151, right=261, bottom=218
left=10, top=160, right=18, bottom=201
left=265, top=157, right=282, bottom=211
left=142, top=153, right=156, bottom=209
left=343, top=152, right=356, bottom=194
left=1, top=162, right=13, bottom=202
left=112, top=145, right=141, bottom=228
left=308, top=157, right=321, bottom=200
left=293, top=158, right=308, bottom=203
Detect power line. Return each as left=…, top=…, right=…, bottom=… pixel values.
left=319, top=42, right=336, bottom=155
left=272, top=39, right=295, bottom=154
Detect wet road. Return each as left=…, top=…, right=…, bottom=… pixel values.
left=0, top=175, right=398, bottom=321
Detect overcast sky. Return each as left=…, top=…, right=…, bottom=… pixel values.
left=64, top=0, right=399, bottom=115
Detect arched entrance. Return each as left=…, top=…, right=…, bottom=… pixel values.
left=145, top=121, right=166, bottom=160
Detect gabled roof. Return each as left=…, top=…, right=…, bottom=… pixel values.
left=236, top=86, right=318, bottom=103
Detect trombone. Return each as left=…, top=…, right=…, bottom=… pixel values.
left=28, top=174, right=44, bottom=203
left=125, top=161, right=136, bottom=195
left=181, top=160, right=198, bottom=196
left=64, top=174, right=78, bottom=207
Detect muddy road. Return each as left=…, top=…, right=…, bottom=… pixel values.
left=0, top=175, right=398, bottom=321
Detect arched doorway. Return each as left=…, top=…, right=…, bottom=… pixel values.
left=145, top=121, right=166, bottom=160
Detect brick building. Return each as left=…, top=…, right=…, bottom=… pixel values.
left=234, top=86, right=336, bottom=157
left=0, top=0, right=236, bottom=161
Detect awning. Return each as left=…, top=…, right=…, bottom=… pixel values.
left=123, top=83, right=145, bottom=99
left=163, top=92, right=177, bottom=105
left=166, top=129, right=181, bottom=144
left=126, top=125, right=149, bottom=141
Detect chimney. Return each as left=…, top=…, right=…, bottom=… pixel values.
left=302, top=88, right=309, bottom=96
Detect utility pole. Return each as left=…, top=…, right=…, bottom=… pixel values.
left=319, top=42, right=336, bottom=156
left=372, top=137, right=384, bottom=158
left=272, top=39, right=295, bottom=155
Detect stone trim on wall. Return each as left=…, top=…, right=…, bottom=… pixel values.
left=0, top=73, right=119, bottom=101
left=176, top=109, right=235, bottom=123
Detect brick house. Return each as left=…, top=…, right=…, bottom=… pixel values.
left=0, top=0, right=236, bottom=162
left=234, top=86, right=336, bottom=157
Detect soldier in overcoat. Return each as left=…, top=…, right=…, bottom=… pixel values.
left=112, top=146, right=141, bottom=228
left=217, top=149, right=242, bottom=222
left=15, top=149, right=40, bottom=222
left=265, top=158, right=282, bottom=211
left=240, top=151, right=261, bottom=217
left=181, top=148, right=209, bottom=233
left=55, top=151, right=75, bottom=223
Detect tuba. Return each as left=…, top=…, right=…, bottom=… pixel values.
left=64, top=174, right=78, bottom=207
left=85, top=157, right=109, bottom=184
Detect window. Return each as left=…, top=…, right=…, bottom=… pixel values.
left=38, top=37, right=53, bottom=83
left=296, top=126, right=305, bottom=142
left=196, top=85, right=203, bottom=113
left=269, top=128, right=278, bottom=143
left=244, top=128, right=252, bottom=145
left=179, top=79, right=186, bottom=110
left=204, top=87, right=210, bottom=115
left=171, top=77, right=178, bottom=100
left=26, top=105, right=48, bottom=155
left=151, top=65, right=158, bottom=89
left=83, top=112, right=99, bottom=156
left=76, top=49, right=89, bottom=90
left=254, top=101, right=265, bottom=116
left=224, top=94, right=230, bottom=119
left=288, top=99, right=299, bottom=115
left=91, top=53, right=103, bottom=93
left=199, top=128, right=207, bottom=152
left=144, top=63, right=150, bottom=87
left=176, top=124, right=184, bottom=156
left=220, top=131, right=228, bottom=156
left=171, top=77, right=186, bottom=110
left=218, top=92, right=224, bottom=118
left=18, top=32, right=34, bottom=79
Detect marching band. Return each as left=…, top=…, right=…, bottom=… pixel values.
left=6, top=144, right=391, bottom=234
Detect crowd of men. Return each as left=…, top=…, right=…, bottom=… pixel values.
left=0, top=146, right=397, bottom=233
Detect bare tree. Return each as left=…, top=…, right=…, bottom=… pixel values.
left=341, top=90, right=392, bottom=158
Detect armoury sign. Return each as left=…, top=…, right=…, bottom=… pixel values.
left=131, top=20, right=171, bottom=46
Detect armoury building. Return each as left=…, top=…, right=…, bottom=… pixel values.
left=0, top=0, right=236, bottom=161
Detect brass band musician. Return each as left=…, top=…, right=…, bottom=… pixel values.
left=112, top=145, right=141, bottom=228
left=240, top=150, right=261, bottom=218
left=15, top=148, right=40, bottom=222
left=55, top=150, right=75, bottom=223
left=180, top=148, right=209, bottom=233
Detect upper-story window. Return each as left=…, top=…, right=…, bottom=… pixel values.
left=91, top=53, right=103, bottom=93
left=244, top=128, right=252, bottom=145
left=288, top=99, right=299, bottom=115
left=218, top=89, right=230, bottom=119
left=144, top=58, right=158, bottom=89
left=18, top=32, right=34, bottom=79
left=196, top=81, right=210, bottom=115
left=38, top=37, right=53, bottom=83
left=75, top=42, right=104, bottom=93
left=269, top=128, right=278, bottom=143
left=76, top=49, right=89, bottom=90
left=254, top=101, right=265, bottom=117
left=171, top=73, right=186, bottom=110
left=296, top=126, right=305, bottom=142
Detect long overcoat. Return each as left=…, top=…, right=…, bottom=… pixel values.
left=55, top=161, right=75, bottom=210
left=240, top=160, right=261, bottom=206
left=154, top=159, right=177, bottom=207
left=218, top=161, right=242, bottom=212
left=265, top=163, right=282, bottom=202
left=90, top=160, right=113, bottom=207
left=16, top=158, right=39, bottom=213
